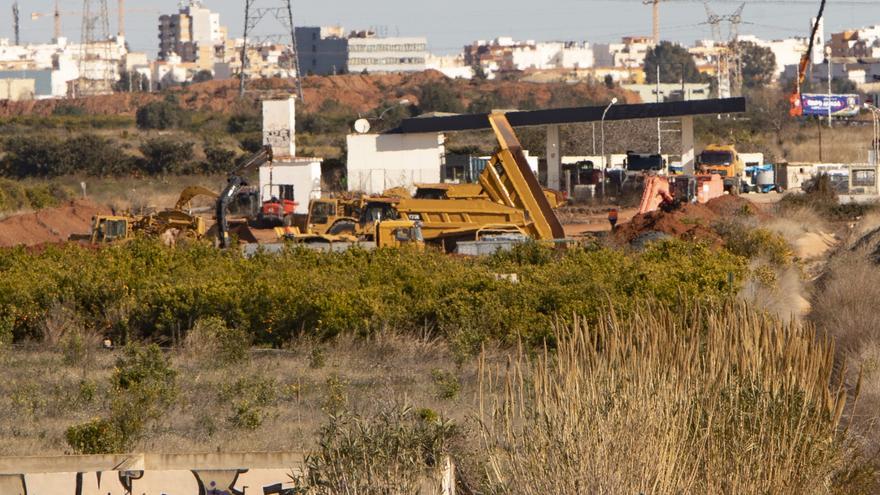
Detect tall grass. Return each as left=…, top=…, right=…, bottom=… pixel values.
left=478, top=303, right=864, bottom=494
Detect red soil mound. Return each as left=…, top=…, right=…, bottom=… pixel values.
left=0, top=200, right=108, bottom=247
left=613, top=196, right=764, bottom=246
left=615, top=203, right=722, bottom=246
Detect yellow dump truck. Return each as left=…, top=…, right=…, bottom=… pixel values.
left=696, top=144, right=745, bottom=194
left=274, top=113, right=565, bottom=251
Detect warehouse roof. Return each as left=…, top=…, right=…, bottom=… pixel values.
left=388, top=97, right=746, bottom=134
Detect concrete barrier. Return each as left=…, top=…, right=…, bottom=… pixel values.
left=0, top=452, right=455, bottom=495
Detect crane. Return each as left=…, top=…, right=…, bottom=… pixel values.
left=789, top=0, right=827, bottom=117
left=31, top=2, right=158, bottom=42
left=642, top=0, right=668, bottom=44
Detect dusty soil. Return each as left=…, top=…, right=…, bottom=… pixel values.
left=0, top=71, right=636, bottom=118
left=0, top=200, right=108, bottom=247
left=614, top=195, right=766, bottom=246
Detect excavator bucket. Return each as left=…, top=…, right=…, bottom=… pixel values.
left=483, top=113, right=566, bottom=240
left=175, top=186, right=219, bottom=211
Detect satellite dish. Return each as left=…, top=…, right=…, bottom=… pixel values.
left=354, top=118, right=371, bottom=134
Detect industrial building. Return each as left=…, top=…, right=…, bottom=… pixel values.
left=293, top=27, right=428, bottom=75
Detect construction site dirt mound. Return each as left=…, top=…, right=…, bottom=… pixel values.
left=0, top=200, right=108, bottom=247
left=0, top=72, right=637, bottom=118
left=615, top=202, right=722, bottom=246
left=705, top=195, right=769, bottom=219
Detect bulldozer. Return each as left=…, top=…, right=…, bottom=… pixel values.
left=273, top=113, right=565, bottom=251
left=71, top=186, right=218, bottom=244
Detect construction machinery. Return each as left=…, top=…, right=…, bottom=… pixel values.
left=272, top=112, right=565, bottom=251
left=789, top=0, right=827, bottom=116
left=387, top=182, right=567, bottom=209
left=216, top=146, right=276, bottom=248
left=71, top=186, right=218, bottom=244
left=638, top=174, right=724, bottom=214
left=696, top=144, right=745, bottom=194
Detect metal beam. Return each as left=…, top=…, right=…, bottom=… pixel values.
left=389, top=97, right=746, bottom=134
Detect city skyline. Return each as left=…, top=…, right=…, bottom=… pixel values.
left=6, top=0, right=880, bottom=55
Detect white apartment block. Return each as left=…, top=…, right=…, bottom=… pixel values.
left=593, top=37, right=655, bottom=69
left=463, top=38, right=594, bottom=78
left=347, top=36, right=428, bottom=73
left=0, top=37, right=140, bottom=99
left=425, top=54, right=474, bottom=79
left=158, top=0, right=227, bottom=66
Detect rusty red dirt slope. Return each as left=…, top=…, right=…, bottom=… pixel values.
left=0, top=200, right=108, bottom=247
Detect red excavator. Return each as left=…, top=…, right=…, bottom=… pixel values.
left=638, top=173, right=724, bottom=214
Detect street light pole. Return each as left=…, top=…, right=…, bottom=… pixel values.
left=601, top=97, right=618, bottom=199
left=864, top=103, right=880, bottom=166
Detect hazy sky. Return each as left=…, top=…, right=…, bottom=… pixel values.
left=9, top=0, right=880, bottom=55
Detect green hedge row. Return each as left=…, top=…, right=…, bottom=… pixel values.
left=0, top=240, right=746, bottom=348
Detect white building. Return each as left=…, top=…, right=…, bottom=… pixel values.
left=736, top=35, right=810, bottom=80
left=0, top=36, right=137, bottom=98
left=347, top=35, right=428, bottom=73
left=463, top=38, right=594, bottom=78
left=426, top=54, right=474, bottom=79
left=346, top=133, right=446, bottom=194
left=158, top=0, right=227, bottom=67
left=593, top=37, right=655, bottom=69
left=260, top=98, right=323, bottom=215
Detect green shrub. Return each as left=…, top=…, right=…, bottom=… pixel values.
left=228, top=399, right=264, bottom=429
left=64, top=134, right=122, bottom=176
left=220, top=375, right=280, bottom=430
left=430, top=369, right=461, bottom=400
left=52, top=104, right=85, bottom=116
left=294, top=403, right=457, bottom=494
left=138, top=138, right=194, bottom=175
left=108, top=343, right=178, bottom=447
left=323, top=375, right=348, bottom=416
left=65, top=418, right=125, bottom=454
left=201, top=145, right=238, bottom=174
left=238, top=133, right=264, bottom=153
left=0, top=179, right=70, bottom=213
left=309, top=346, right=326, bottom=369
left=418, top=81, right=464, bottom=114
left=715, top=222, right=793, bottom=265
left=186, top=316, right=250, bottom=366
left=1, top=135, right=68, bottom=177
left=227, top=113, right=261, bottom=134
left=135, top=100, right=187, bottom=130
left=0, top=179, right=30, bottom=211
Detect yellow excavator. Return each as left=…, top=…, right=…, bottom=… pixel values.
left=274, top=113, right=565, bottom=251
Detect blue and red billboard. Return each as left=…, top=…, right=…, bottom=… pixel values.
left=800, top=94, right=861, bottom=117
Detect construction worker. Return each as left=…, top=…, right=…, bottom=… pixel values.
left=608, top=208, right=619, bottom=230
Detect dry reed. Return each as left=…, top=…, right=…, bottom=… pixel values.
left=478, top=303, right=860, bottom=494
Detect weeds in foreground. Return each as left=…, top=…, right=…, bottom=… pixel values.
left=478, top=303, right=868, bottom=494
left=294, top=403, right=456, bottom=495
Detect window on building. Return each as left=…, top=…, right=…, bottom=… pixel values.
left=853, top=169, right=876, bottom=187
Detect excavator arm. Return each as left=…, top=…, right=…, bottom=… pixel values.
left=790, top=0, right=828, bottom=117
left=175, top=186, right=219, bottom=211
left=479, top=113, right=565, bottom=240
left=216, top=145, right=273, bottom=248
